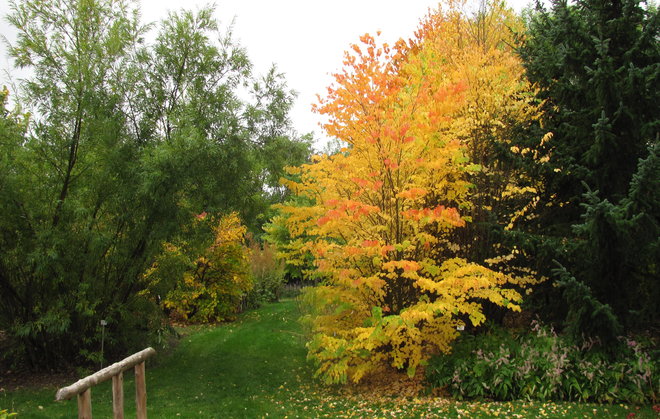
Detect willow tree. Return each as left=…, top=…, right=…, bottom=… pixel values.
left=0, top=0, right=309, bottom=368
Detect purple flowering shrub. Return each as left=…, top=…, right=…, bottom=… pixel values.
left=426, top=321, right=658, bottom=403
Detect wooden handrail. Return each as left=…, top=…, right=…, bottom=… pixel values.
left=55, top=347, right=156, bottom=419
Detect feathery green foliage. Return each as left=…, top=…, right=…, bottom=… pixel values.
left=0, top=0, right=310, bottom=369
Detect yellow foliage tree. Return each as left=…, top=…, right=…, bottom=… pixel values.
left=143, top=212, right=252, bottom=323
left=277, top=2, right=539, bottom=384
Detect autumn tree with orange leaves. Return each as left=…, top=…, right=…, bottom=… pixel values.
left=273, top=2, right=540, bottom=384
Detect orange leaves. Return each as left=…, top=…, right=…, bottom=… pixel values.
left=379, top=244, right=395, bottom=257
left=316, top=210, right=341, bottom=227
left=382, top=260, right=421, bottom=273
left=399, top=122, right=410, bottom=138
left=382, top=158, right=399, bottom=169
left=401, top=205, right=465, bottom=227
left=396, top=187, right=428, bottom=200
left=351, top=177, right=370, bottom=188
left=317, top=199, right=380, bottom=227
left=315, top=30, right=406, bottom=145
left=324, top=198, right=340, bottom=207
left=345, top=246, right=362, bottom=257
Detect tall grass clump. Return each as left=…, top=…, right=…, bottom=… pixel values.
left=245, top=240, right=286, bottom=308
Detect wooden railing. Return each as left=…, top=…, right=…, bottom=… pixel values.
left=55, top=347, right=156, bottom=419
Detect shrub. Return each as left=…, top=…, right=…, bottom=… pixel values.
left=143, top=212, right=252, bottom=323
left=426, top=321, right=658, bottom=404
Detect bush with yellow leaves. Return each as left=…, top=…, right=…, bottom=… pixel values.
left=143, top=212, right=252, bottom=323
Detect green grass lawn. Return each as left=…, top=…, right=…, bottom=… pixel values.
left=2, top=300, right=658, bottom=418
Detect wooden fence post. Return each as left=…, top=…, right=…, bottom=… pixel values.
left=135, top=361, right=147, bottom=419
left=112, top=371, right=124, bottom=419
left=77, top=388, right=92, bottom=419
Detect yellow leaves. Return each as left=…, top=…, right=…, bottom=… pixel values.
left=540, top=131, right=553, bottom=146
left=299, top=249, right=532, bottom=383
left=212, top=212, right=247, bottom=247
left=505, top=196, right=540, bottom=230
left=468, top=311, right=487, bottom=327
left=501, top=185, right=538, bottom=199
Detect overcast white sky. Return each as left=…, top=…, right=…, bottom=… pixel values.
left=0, top=0, right=532, bottom=149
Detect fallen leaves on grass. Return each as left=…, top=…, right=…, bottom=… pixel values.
left=263, top=381, right=652, bottom=419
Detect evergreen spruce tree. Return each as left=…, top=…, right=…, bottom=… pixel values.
left=515, top=0, right=659, bottom=329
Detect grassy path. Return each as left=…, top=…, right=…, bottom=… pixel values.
left=3, top=301, right=317, bottom=418
left=2, top=300, right=657, bottom=418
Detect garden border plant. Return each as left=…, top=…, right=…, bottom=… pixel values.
left=426, top=320, right=658, bottom=404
